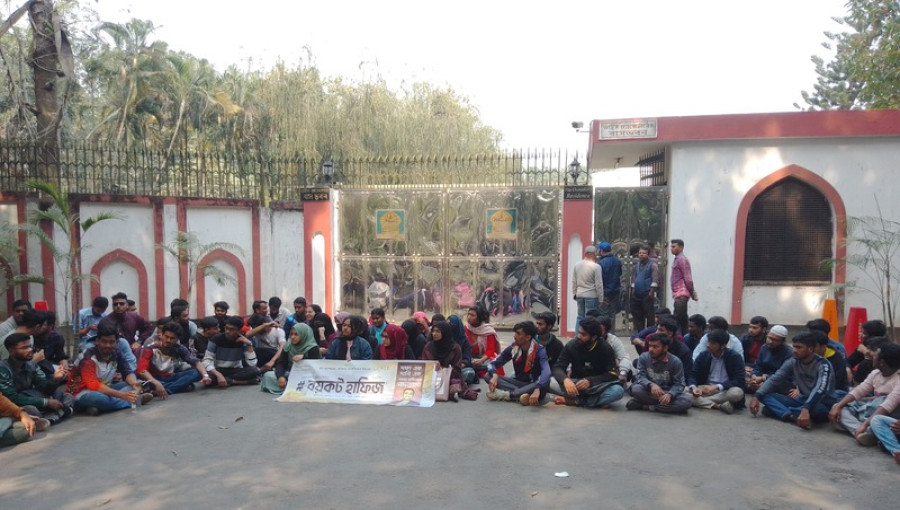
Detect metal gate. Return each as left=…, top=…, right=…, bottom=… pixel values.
left=336, top=187, right=560, bottom=326
left=593, top=187, right=669, bottom=319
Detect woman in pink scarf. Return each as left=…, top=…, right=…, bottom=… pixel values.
left=412, top=311, right=430, bottom=337
left=464, top=305, right=503, bottom=377
left=380, top=324, right=411, bottom=360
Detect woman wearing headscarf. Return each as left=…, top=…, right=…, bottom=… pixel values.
left=380, top=324, right=413, bottom=360
left=422, top=321, right=463, bottom=402
left=326, top=315, right=374, bottom=360
left=412, top=311, right=430, bottom=337
left=260, top=323, right=321, bottom=395
left=448, top=314, right=474, bottom=372
left=310, top=312, right=337, bottom=356
left=329, top=312, right=350, bottom=346
left=464, top=305, right=503, bottom=379
left=402, top=320, right=426, bottom=359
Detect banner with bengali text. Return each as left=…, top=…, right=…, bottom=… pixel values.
left=276, top=359, right=438, bottom=407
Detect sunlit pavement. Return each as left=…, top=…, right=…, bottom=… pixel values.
left=0, top=332, right=895, bottom=510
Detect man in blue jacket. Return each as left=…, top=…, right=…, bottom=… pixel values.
left=596, top=242, right=622, bottom=325
left=687, top=329, right=746, bottom=414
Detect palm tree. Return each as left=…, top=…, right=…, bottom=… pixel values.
left=156, top=231, right=245, bottom=308
left=23, top=180, right=118, bottom=325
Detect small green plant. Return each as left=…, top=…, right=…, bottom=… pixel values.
left=156, top=231, right=245, bottom=305
left=824, top=197, right=900, bottom=339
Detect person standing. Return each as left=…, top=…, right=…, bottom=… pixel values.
left=669, top=239, right=697, bottom=336
left=572, top=245, right=604, bottom=335
left=630, top=245, right=659, bottom=333
left=596, top=242, right=622, bottom=325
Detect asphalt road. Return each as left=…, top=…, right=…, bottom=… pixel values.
left=1, top=337, right=898, bottom=510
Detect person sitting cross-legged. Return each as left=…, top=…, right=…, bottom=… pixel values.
left=686, top=329, right=746, bottom=415
left=261, top=323, right=321, bottom=395
left=626, top=333, right=692, bottom=413
left=203, top=316, right=260, bottom=387
left=70, top=324, right=150, bottom=415
left=485, top=321, right=551, bottom=406
left=749, top=332, right=838, bottom=430
left=551, top=317, right=625, bottom=408
left=136, top=322, right=211, bottom=398
left=829, top=342, right=900, bottom=446
left=0, top=333, right=74, bottom=425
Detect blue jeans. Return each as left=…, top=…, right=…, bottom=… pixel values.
left=870, top=415, right=900, bottom=455
left=579, top=382, right=625, bottom=408
left=157, top=369, right=201, bottom=394
left=74, top=382, right=133, bottom=413
left=575, top=297, right=599, bottom=334
left=759, top=393, right=835, bottom=421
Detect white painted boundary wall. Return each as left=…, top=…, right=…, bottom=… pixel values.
left=668, top=136, right=900, bottom=325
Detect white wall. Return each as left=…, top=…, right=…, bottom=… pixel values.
left=668, top=136, right=900, bottom=325
left=270, top=209, right=305, bottom=303
left=79, top=203, right=155, bottom=317
left=0, top=197, right=308, bottom=324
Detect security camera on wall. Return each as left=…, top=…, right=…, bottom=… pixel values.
left=571, top=121, right=584, bottom=129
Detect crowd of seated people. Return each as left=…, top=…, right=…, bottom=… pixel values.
left=1, top=294, right=899, bottom=467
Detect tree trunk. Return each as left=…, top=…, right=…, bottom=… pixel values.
left=28, top=0, right=60, bottom=182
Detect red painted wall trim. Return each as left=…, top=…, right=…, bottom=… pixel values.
left=90, top=249, right=150, bottom=317
left=70, top=194, right=153, bottom=205
left=560, top=198, right=594, bottom=336
left=176, top=200, right=189, bottom=298
left=302, top=201, right=332, bottom=315
left=39, top=220, right=56, bottom=312
left=592, top=110, right=900, bottom=147
left=194, top=248, right=247, bottom=317
left=251, top=207, right=261, bottom=301
left=16, top=199, right=29, bottom=301
left=153, top=200, right=166, bottom=320
left=731, top=164, right=847, bottom=324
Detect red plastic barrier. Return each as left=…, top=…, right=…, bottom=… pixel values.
left=844, top=307, right=868, bottom=354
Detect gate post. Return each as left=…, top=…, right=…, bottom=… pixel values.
left=560, top=186, right=594, bottom=338
left=301, top=188, right=334, bottom=315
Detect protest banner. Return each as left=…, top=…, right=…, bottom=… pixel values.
left=277, top=359, right=438, bottom=407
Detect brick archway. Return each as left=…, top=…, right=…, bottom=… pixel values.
left=194, top=249, right=247, bottom=316
left=732, top=164, right=847, bottom=323
left=91, top=249, right=150, bottom=316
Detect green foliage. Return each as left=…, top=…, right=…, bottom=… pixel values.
left=824, top=198, right=900, bottom=338
left=156, top=231, right=246, bottom=301
left=799, top=0, right=900, bottom=110
left=0, top=5, right=502, bottom=157
left=21, top=179, right=119, bottom=323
